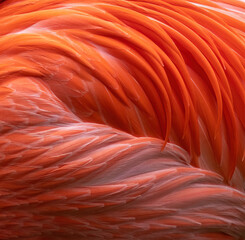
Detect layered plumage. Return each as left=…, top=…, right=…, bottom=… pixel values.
left=0, top=0, right=244, bottom=239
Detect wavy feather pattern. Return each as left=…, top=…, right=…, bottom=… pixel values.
left=0, top=0, right=244, bottom=239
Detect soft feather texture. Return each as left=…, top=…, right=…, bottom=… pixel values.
left=0, top=0, right=244, bottom=239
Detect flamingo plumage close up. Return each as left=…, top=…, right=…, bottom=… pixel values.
left=0, top=0, right=245, bottom=239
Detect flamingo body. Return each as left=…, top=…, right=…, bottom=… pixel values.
left=0, top=0, right=245, bottom=239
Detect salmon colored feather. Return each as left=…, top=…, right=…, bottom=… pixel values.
left=0, top=0, right=244, bottom=239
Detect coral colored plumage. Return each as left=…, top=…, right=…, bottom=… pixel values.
left=0, top=0, right=245, bottom=239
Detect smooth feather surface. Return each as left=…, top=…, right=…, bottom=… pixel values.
left=0, top=0, right=244, bottom=239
